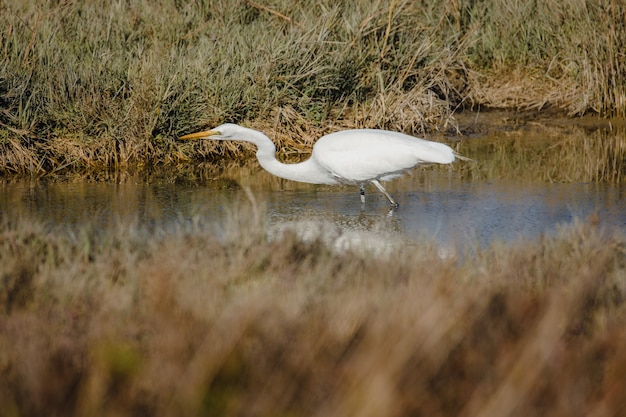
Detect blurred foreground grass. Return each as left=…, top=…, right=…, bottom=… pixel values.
left=1, top=203, right=625, bottom=416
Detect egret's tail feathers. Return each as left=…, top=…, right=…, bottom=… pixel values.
left=453, top=151, right=475, bottom=162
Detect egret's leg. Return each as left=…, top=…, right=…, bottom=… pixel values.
left=371, top=180, right=399, bottom=208
left=360, top=185, right=366, bottom=204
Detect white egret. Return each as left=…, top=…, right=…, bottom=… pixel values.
left=179, top=123, right=458, bottom=207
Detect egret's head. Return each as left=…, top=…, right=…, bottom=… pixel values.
left=178, top=123, right=241, bottom=140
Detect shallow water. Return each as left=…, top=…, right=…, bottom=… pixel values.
left=1, top=170, right=624, bottom=253
left=1, top=118, right=625, bottom=253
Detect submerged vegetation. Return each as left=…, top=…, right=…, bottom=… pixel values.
left=1, top=0, right=626, bottom=175
left=1, top=207, right=626, bottom=416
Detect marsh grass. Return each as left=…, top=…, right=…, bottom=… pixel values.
left=1, top=203, right=626, bottom=417
left=1, top=0, right=626, bottom=174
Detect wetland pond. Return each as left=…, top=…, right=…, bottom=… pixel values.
left=2, top=115, right=625, bottom=254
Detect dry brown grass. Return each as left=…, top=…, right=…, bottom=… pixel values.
left=1, top=205, right=625, bottom=417
left=466, top=68, right=582, bottom=115
left=2, top=0, right=626, bottom=174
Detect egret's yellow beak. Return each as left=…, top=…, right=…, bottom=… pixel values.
left=178, top=130, right=221, bottom=140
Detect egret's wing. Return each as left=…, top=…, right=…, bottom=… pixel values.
left=312, top=129, right=454, bottom=183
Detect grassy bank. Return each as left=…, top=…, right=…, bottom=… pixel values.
left=1, top=207, right=625, bottom=416
left=1, top=0, right=626, bottom=175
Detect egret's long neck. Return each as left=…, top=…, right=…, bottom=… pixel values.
left=245, top=130, right=334, bottom=185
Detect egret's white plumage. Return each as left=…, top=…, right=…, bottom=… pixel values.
left=179, top=123, right=456, bottom=207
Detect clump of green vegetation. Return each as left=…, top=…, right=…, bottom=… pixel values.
left=1, top=206, right=626, bottom=416
left=1, top=0, right=626, bottom=175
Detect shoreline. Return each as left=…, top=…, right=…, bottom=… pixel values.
left=2, top=109, right=624, bottom=179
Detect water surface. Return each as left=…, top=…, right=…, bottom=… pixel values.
left=1, top=171, right=624, bottom=253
